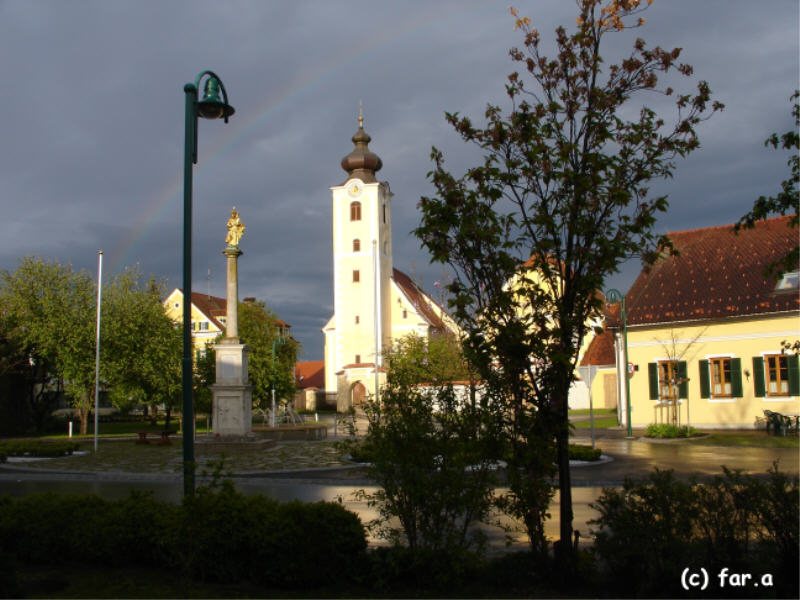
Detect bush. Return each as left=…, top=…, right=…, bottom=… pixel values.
left=568, top=444, right=601, bottom=461
left=0, top=440, right=80, bottom=457
left=0, top=485, right=368, bottom=589
left=644, top=423, right=697, bottom=438
left=357, top=381, right=501, bottom=554
left=590, top=464, right=799, bottom=597
left=173, top=482, right=367, bottom=588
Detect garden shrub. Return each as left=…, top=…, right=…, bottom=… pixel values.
left=0, top=493, right=109, bottom=565
left=357, top=381, right=500, bottom=554
left=568, top=444, right=601, bottom=461
left=173, top=481, right=367, bottom=588
left=590, top=464, right=799, bottom=597
left=644, top=423, right=697, bottom=438
left=0, top=485, right=367, bottom=590
left=365, top=545, right=480, bottom=594
left=0, top=440, right=80, bottom=457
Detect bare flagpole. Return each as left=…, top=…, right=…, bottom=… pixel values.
left=93, top=250, right=103, bottom=453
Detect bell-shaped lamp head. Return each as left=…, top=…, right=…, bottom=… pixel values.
left=197, top=76, right=235, bottom=122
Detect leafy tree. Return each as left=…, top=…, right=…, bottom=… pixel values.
left=351, top=333, right=501, bottom=553
left=193, top=299, right=299, bottom=419
left=382, top=332, right=473, bottom=386
left=414, top=0, right=721, bottom=567
left=735, top=90, right=799, bottom=278
left=239, top=299, right=299, bottom=413
left=101, top=270, right=182, bottom=428
left=0, top=257, right=96, bottom=433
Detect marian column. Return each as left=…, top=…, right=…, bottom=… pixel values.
left=211, top=208, right=253, bottom=437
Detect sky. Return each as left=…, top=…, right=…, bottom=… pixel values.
left=1, top=0, right=797, bottom=362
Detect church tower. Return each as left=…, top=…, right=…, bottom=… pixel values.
left=324, top=111, right=394, bottom=400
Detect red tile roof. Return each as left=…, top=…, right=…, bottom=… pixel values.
left=580, top=304, right=619, bottom=367
left=189, top=291, right=227, bottom=331
left=180, top=290, right=290, bottom=331
left=392, top=268, right=448, bottom=332
left=295, top=361, right=325, bottom=389
left=624, top=216, right=798, bottom=326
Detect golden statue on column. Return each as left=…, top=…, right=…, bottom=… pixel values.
left=226, top=207, right=245, bottom=247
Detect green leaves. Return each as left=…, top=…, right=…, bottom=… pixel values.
left=416, top=0, right=721, bottom=557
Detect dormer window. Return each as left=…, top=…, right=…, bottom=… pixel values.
left=775, top=270, right=799, bottom=293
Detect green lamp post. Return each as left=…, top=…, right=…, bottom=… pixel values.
left=606, top=288, right=632, bottom=437
left=182, top=71, right=234, bottom=496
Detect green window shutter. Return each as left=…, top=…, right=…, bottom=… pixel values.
left=678, top=361, right=688, bottom=398
left=648, top=362, right=659, bottom=400
left=788, top=354, right=800, bottom=396
left=699, top=360, right=710, bottom=399
left=753, top=357, right=765, bottom=397
left=730, top=358, right=743, bottom=398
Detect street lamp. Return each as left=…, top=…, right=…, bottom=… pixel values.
left=182, top=71, right=234, bottom=496
left=606, top=288, right=632, bottom=438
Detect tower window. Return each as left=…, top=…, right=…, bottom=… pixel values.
left=353, top=239, right=360, bottom=252
left=355, top=354, right=361, bottom=364
left=402, top=309, right=407, bottom=319
left=353, top=270, right=360, bottom=283
left=383, top=204, right=386, bottom=223
left=355, top=315, right=360, bottom=324
left=350, top=201, right=361, bottom=221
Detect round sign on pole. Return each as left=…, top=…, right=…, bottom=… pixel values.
left=627, top=362, right=635, bottom=376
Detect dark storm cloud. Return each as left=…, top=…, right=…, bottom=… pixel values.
left=0, top=0, right=797, bottom=360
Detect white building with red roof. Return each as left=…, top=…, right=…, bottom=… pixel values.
left=323, top=114, right=458, bottom=408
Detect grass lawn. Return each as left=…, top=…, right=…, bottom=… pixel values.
left=568, top=408, right=616, bottom=416
left=688, top=433, right=799, bottom=448
left=41, top=418, right=211, bottom=440
left=572, top=416, right=619, bottom=429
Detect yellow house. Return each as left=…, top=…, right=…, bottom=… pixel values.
left=612, top=216, right=799, bottom=429
left=506, top=256, right=608, bottom=410
left=163, top=288, right=289, bottom=360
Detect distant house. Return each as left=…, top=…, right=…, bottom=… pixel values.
left=294, top=360, right=326, bottom=411
left=611, top=216, right=799, bottom=429
left=504, top=256, right=606, bottom=410
left=163, top=289, right=289, bottom=359
left=577, top=302, right=620, bottom=412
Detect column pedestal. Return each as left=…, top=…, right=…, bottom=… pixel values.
left=211, top=341, right=252, bottom=437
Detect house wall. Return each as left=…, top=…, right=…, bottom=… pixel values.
left=330, top=179, right=393, bottom=374
left=625, top=312, right=799, bottom=428
left=575, top=365, right=618, bottom=412
left=163, top=290, right=223, bottom=355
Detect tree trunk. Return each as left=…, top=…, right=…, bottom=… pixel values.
left=554, top=383, right=575, bottom=573
left=78, top=405, right=89, bottom=435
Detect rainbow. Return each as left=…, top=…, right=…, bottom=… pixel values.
left=108, top=4, right=495, bottom=274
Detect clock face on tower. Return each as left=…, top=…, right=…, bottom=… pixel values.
left=346, top=180, right=362, bottom=198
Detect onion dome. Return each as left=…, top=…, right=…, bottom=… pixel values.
left=340, top=110, right=382, bottom=183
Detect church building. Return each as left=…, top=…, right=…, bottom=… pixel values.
left=323, top=115, right=458, bottom=409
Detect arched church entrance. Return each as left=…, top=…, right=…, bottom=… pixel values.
left=351, top=382, right=367, bottom=406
